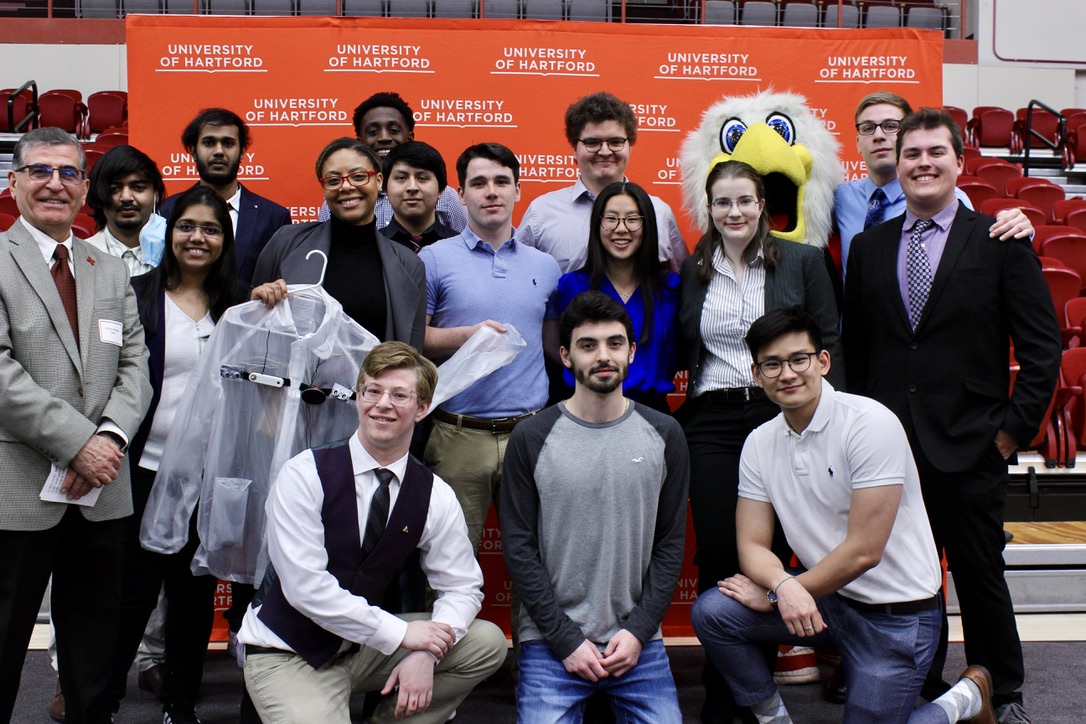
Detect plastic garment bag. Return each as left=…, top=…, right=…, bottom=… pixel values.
left=140, top=285, right=526, bottom=585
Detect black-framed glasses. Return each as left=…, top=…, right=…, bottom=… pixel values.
left=16, top=164, right=86, bottom=185
left=600, top=214, right=644, bottom=231
left=756, top=352, right=818, bottom=378
left=175, top=222, right=224, bottom=238
left=320, top=170, right=378, bottom=190
left=710, top=197, right=760, bottom=212
left=856, top=120, right=902, bottom=136
left=578, top=137, right=628, bottom=153
left=358, top=385, right=417, bottom=407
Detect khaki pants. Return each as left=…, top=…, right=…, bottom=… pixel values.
left=244, top=615, right=506, bottom=724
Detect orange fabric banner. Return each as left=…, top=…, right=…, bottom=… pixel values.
left=127, top=17, right=942, bottom=638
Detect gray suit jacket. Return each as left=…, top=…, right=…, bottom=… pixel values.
left=251, top=221, right=427, bottom=351
left=0, top=221, right=151, bottom=529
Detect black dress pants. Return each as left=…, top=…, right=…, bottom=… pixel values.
left=109, top=465, right=216, bottom=711
left=0, top=506, right=123, bottom=724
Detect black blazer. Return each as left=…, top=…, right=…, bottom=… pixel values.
left=160, top=185, right=292, bottom=288
left=843, top=203, right=1061, bottom=473
left=679, top=238, right=842, bottom=391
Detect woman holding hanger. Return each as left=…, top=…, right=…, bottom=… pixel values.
left=250, top=137, right=426, bottom=349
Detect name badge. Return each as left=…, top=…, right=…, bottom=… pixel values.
left=98, top=319, right=123, bottom=346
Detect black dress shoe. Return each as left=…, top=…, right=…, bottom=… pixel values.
left=822, top=663, right=846, bottom=704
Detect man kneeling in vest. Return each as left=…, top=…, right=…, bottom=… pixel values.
left=238, top=341, right=507, bottom=723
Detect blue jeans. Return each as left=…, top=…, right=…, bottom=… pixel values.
left=691, top=588, right=942, bottom=724
left=516, top=640, right=682, bottom=724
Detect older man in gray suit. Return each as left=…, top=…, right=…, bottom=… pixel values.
left=0, top=127, right=150, bottom=724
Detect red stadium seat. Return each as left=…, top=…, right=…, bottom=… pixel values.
left=973, top=160, right=1023, bottom=196
left=87, top=91, right=128, bottom=133
left=39, top=91, right=89, bottom=138
left=84, top=147, right=107, bottom=172
left=1042, top=235, right=1086, bottom=291
left=969, top=108, right=1018, bottom=151
left=0, top=213, right=15, bottom=231
left=1052, top=198, right=1086, bottom=224
left=961, top=145, right=981, bottom=164
left=1014, top=183, right=1066, bottom=223
left=93, top=131, right=129, bottom=148
left=0, top=88, right=34, bottom=133
left=1014, top=107, right=1062, bottom=149
left=1034, top=224, right=1086, bottom=254
left=1064, top=296, right=1086, bottom=348
left=0, top=196, right=19, bottom=217
left=71, top=214, right=97, bottom=240
left=1065, top=208, right=1086, bottom=236
left=955, top=177, right=1000, bottom=208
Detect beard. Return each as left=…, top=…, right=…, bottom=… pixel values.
left=572, top=361, right=627, bottom=394
left=196, top=154, right=241, bottom=187
left=110, top=205, right=149, bottom=232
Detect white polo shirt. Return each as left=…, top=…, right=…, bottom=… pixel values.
left=739, top=380, right=940, bottom=605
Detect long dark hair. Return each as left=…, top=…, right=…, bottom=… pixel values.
left=694, top=160, right=779, bottom=282
left=583, top=181, right=664, bottom=346
left=161, top=185, right=241, bottom=323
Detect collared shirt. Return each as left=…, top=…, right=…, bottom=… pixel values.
left=835, top=177, right=972, bottom=275
left=317, top=185, right=468, bottom=232
left=694, top=244, right=765, bottom=395
left=226, top=185, right=242, bottom=237
left=84, top=213, right=166, bottom=278
left=517, top=176, right=689, bottom=275
left=381, top=216, right=456, bottom=253
left=419, top=227, right=561, bottom=418
left=739, top=380, right=940, bottom=605
left=237, top=434, right=484, bottom=656
left=895, top=199, right=959, bottom=310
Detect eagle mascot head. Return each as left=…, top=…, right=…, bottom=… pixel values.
left=680, top=89, right=841, bottom=247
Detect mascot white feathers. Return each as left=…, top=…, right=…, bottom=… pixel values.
left=680, top=89, right=841, bottom=248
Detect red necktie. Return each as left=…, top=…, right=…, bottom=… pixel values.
left=51, top=243, right=79, bottom=349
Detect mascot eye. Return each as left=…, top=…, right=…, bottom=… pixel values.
left=765, top=113, right=796, bottom=145
left=719, top=117, right=748, bottom=154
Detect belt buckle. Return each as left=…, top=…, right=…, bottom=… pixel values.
left=742, top=387, right=751, bottom=401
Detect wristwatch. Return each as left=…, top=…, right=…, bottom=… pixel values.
left=766, top=590, right=779, bottom=609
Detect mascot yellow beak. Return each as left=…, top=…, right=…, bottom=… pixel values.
left=707, top=123, right=814, bottom=244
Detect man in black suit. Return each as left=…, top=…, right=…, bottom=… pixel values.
left=160, top=108, right=291, bottom=287
left=843, top=108, right=1061, bottom=724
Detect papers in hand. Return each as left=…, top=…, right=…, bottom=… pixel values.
left=39, top=463, right=102, bottom=507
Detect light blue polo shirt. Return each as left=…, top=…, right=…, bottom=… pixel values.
left=419, top=228, right=561, bottom=418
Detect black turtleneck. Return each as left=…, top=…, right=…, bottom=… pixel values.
left=324, top=216, right=388, bottom=340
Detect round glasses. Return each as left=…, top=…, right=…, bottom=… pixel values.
left=755, top=352, right=817, bottom=378
left=600, top=214, right=644, bottom=232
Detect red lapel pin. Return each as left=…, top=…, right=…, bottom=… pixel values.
left=86, top=256, right=96, bottom=266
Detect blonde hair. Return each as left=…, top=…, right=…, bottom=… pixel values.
left=356, top=341, right=438, bottom=404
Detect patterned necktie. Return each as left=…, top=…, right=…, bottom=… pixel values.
left=51, top=244, right=79, bottom=349
left=907, top=219, right=934, bottom=331
left=864, top=188, right=888, bottom=230
left=361, top=468, right=394, bottom=559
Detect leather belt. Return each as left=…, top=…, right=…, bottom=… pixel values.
left=433, top=409, right=538, bottom=433
left=245, top=645, right=292, bottom=657
left=705, top=386, right=768, bottom=403
left=842, top=594, right=941, bottom=616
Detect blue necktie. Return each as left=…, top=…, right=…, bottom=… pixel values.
left=907, top=219, right=934, bottom=330
left=864, top=188, right=888, bottom=230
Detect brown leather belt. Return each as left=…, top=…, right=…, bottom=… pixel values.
left=433, top=409, right=538, bottom=433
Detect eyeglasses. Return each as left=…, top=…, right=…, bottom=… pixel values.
left=856, top=120, right=902, bottom=136
left=710, top=197, right=760, bottom=212
left=320, top=169, right=379, bottom=191
left=16, top=164, right=86, bottom=185
left=578, top=137, right=628, bottom=153
left=755, top=352, right=818, bottom=378
left=358, top=385, right=417, bottom=407
left=175, top=222, right=224, bottom=238
left=600, top=214, right=644, bottom=232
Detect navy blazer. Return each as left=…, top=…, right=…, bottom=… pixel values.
left=160, top=184, right=292, bottom=288
left=843, top=203, right=1061, bottom=473
left=679, top=239, right=842, bottom=391
left=251, top=221, right=427, bottom=352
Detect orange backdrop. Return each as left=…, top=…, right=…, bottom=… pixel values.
left=127, top=17, right=943, bottom=638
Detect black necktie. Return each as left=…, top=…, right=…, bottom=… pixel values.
left=864, top=188, right=888, bottom=230
left=51, top=244, right=79, bottom=349
left=907, top=219, right=935, bottom=330
left=361, top=468, right=394, bottom=558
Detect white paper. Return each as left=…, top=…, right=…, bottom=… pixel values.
left=39, top=463, right=102, bottom=507
left=98, top=319, right=123, bottom=346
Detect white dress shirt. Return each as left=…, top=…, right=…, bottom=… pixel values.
left=238, top=434, right=484, bottom=656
